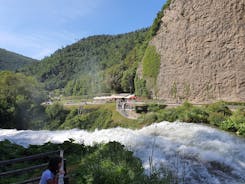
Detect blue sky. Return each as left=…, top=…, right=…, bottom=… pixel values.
left=0, top=0, right=166, bottom=60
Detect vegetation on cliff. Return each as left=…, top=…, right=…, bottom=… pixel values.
left=149, top=0, right=171, bottom=36
left=142, top=46, right=160, bottom=81
left=141, top=45, right=161, bottom=97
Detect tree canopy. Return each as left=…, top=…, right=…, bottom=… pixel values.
left=0, top=71, right=46, bottom=129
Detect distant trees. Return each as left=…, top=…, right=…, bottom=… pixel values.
left=45, top=103, right=68, bottom=130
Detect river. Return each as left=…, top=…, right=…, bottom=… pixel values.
left=0, top=121, right=244, bottom=184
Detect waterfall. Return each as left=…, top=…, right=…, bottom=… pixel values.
left=0, top=121, right=244, bottom=184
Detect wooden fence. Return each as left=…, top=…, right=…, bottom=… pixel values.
left=0, top=150, right=69, bottom=184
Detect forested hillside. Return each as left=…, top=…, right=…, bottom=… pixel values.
left=0, top=48, right=37, bottom=71
left=20, top=1, right=172, bottom=97
left=22, top=29, right=150, bottom=96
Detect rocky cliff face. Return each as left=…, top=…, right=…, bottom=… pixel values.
left=151, top=0, right=245, bottom=103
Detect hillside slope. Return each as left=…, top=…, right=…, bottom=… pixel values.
left=148, top=0, right=245, bottom=103
left=0, top=48, right=37, bottom=71
left=22, top=29, right=149, bottom=95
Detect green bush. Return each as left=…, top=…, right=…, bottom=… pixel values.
left=236, top=123, right=245, bottom=136
left=157, top=109, right=179, bottom=122
left=178, top=107, right=209, bottom=123
left=148, top=103, right=166, bottom=112
left=60, top=108, right=112, bottom=130
left=140, top=113, right=158, bottom=125
left=205, top=102, right=232, bottom=126
left=157, top=102, right=209, bottom=123
left=45, top=103, right=68, bottom=130
left=208, top=112, right=228, bottom=126
left=206, top=102, right=232, bottom=116
left=221, top=108, right=245, bottom=136
left=220, top=119, right=237, bottom=132
left=75, top=142, right=145, bottom=184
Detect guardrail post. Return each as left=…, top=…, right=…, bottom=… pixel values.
left=58, top=150, right=64, bottom=184
left=64, top=159, right=69, bottom=184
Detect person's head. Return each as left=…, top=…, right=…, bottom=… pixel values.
left=48, top=156, right=62, bottom=174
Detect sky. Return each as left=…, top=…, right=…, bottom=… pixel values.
left=0, top=0, right=166, bottom=60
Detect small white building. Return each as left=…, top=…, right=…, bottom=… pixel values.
left=93, top=94, right=136, bottom=103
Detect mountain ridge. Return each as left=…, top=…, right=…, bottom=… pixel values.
left=0, top=48, right=38, bottom=71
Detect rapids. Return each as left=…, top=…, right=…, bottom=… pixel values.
left=0, top=121, right=244, bottom=184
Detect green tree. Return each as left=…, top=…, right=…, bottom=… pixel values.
left=0, top=71, right=46, bottom=129
left=45, top=103, right=68, bottom=129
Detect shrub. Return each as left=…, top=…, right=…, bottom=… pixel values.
left=148, top=103, right=167, bottom=112
left=155, top=102, right=209, bottom=123
left=45, top=103, right=68, bottom=129
left=173, top=102, right=209, bottom=123
left=157, top=108, right=179, bottom=122
left=75, top=142, right=145, bottom=184
left=221, top=108, right=245, bottom=135
left=206, top=102, right=232, bottom=126
left=236, top=123, right=245, bottom=136
left=208, top=112, right=227, bottom=126
left=220, top=119, right=237, bottom=132
left=60, top=108, right=113, bottom=130
left=140, top=113, right=158, bottom=125
left=178, top=107, right=209, bottom=123
left=206, top=101, right=232, bottom=116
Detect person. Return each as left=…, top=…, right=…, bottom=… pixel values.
left=39, top=156, right=62, bottom=184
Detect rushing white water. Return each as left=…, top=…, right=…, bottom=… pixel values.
left=0, top=121, right=244, bottom=184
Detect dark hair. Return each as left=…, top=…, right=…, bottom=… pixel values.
left=48, top=156, right=62, bottom=175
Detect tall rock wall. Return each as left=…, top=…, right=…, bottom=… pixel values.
left=151, top=0, right=245, bottom=103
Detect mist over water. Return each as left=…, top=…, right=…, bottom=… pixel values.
left=0, top=121, right=244, bottom=184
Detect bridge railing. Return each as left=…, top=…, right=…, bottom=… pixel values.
left=0, top=150, right=69, bottom=184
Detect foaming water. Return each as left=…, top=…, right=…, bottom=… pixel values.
left=0, top=121, right=244, bottom=184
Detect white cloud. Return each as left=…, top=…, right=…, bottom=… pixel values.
left=0, top=30, right=84, bottom=59
left=0, top=0, right=102, bottom=59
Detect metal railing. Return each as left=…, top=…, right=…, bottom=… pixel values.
left=0, top=150, right=69, bottom=184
